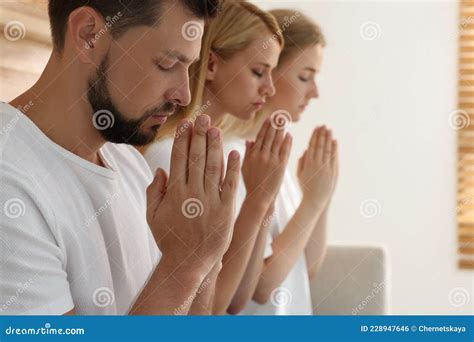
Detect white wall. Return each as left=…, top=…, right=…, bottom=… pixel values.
left=253, top=0, right=473, bottom=314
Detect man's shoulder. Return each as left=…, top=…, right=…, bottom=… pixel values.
left=1, top=102, right=60, bottom=177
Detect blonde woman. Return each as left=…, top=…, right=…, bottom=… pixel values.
left=144, top=0, right=290, bottom=315
left=227, top=10, right=340, bottom=315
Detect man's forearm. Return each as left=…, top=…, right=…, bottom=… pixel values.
left=129, top=256, right=208, bottom=315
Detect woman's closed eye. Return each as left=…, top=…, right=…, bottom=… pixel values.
left=299, top=76, right=310, bottom=82
left=252, top=69, right=264, bottom=78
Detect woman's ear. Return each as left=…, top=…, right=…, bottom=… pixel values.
left=206, top=51, right=219, bottom=81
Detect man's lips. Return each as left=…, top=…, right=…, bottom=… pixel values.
left=150, top=114, right=168, bottom=125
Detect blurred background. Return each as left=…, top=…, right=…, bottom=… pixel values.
left=1, top=0, right=473, bottom=315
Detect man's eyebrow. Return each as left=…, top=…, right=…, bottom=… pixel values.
left=164, top=50, right=200, bottom=64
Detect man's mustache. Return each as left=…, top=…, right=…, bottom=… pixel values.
left=143, top=102, right=178, bottom=120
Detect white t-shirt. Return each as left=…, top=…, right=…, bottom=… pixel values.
left=0, top=102, right=160, bottom=315
left=145, top=137, right=312, bottom=315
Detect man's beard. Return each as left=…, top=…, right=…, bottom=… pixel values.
left=87, top=53, right=177, bottom=146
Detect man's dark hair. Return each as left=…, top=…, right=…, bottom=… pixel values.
left=48, top=0, right=221, bottom=52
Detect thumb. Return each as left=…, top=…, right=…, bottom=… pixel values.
left=146, top=168, right=168, bottom=220
left=298, top=151, right=307, bottom=177
left=244, top=141, right=252, bottom=161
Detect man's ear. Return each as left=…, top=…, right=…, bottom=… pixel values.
left=206, top=51, right=219, bottom=81
left=66, top=6, right=111, bottom=64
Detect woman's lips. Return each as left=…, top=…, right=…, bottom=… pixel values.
left=252, top=102, right=265, bottom=109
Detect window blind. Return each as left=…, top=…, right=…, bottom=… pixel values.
left=458, top=0, right=474, bottom=269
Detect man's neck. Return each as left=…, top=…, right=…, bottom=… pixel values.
left=10, top=55, right=106, bottom=166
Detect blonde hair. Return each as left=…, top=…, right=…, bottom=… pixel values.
left=224, top=9, right=327, bottom=139
left=155, top=0, right=284, bottom=140
left=271, top=9, right=326, bottom=66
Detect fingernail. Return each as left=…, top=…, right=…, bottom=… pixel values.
left=198, top=115, right=209, bottom=125
left=230, top=150, right=240, bottom=160
left=208, top=128, right=220, bottom=139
